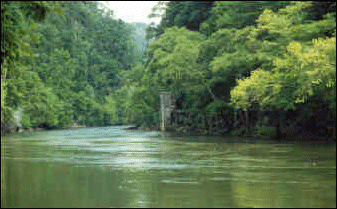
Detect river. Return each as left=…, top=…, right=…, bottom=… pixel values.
left=1, top=126, right=336, bottom=208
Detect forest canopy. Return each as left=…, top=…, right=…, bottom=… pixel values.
left=1, top=1, right=336, bottom=138
left=1, top=1, right=141, bottom=128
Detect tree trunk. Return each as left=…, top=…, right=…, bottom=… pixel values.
left=258, top=110, right=262, bottom=128
left=276, top=110, right=283, bottom=141
left=255, top=110, right=262, bottom=136
left=245, top=110, right=249, bottom=134
left=209, top=115, right=213, bottom=134
left=203, top=112, right=206, bottom=132
left=215, top=112, right=219, bottom=133
left=234, top=109, right=237, bottom=129
left=333, top=110, right=336, bottom=141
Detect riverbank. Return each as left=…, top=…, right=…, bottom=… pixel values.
left=1, top=122, right=87, bottom=136
left=1, top=123, right=158, bottom=136
left=161, top=124, right=336, bottom=143
left=124, top=125, right=159, bottom=131
left=2, top=122, right=335, bottom=144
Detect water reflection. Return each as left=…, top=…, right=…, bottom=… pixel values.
left=3, top=160, right=129, bottom=207
left=1, top=126, right=336, bottom=208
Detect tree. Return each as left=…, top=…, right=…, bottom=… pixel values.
left=147, top=27, right=208, bottom=103
left=200, top=1, right=290, bottom=36
left=1, top=1, right=63, bottom=124
left=147, top=1, right=214, bottom=40
left=2, top=1, right=141, bottom=129
left=116, top=64, right=159, bottom=126
left=231, top=1, right=336, bottom=110
left=230, top=2, right=336, bottom=138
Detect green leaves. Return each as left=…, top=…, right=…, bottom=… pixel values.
left=2, top=1, right=141, bottom=128
left=2, top=1, right=335, bottom=130
left=206, top=100, right=230, bottom=115
left=229, top=2, right=336, bottom=113
left=231, top=35, right=336, bottom=111
left=147, top=27, right=206, bottom=96
left=257, top=1, right=336, bottom=43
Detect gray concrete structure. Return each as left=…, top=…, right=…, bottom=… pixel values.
left=159, top=92, right=174, bottom=131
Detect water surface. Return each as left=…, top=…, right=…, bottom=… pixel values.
left=1, top=126, right=336, bottom=207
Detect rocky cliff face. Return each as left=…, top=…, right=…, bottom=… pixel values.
left=13, top=107, right=22, bottom=129
left=1, top=121, right=7, bottom=135
left=1, top=107, right=23, bottom=134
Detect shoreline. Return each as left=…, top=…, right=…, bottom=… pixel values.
left=2, top=124, right=335, bottom=143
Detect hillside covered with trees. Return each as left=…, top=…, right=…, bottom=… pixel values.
left=1, top=1, right=144, bottom=131
left=1, top=1, right=336, bottom=140
left=122, top=1, right=336, bottom=139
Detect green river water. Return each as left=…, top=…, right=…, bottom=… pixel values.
left=1, top=126, right=336, bottom=208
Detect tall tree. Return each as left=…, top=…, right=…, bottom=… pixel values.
left=146, top=1, right=214, bottom=40
left=1, top=1, right=63, bottom=124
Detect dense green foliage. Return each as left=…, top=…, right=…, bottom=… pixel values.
left=230, top=2, right=336, bottom=111
left=146, top=1, right=214, bottom=40
left=2, top=1, right=141, bottom=128
left=124, top=1, right=336, bottom=136
left=1, top=1, right=336, bottom=138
